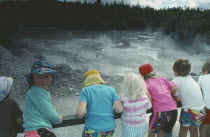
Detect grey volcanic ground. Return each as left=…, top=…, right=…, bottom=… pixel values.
left=1, top=28, right=209, bottom=136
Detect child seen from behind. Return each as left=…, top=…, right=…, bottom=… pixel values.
left=198, top=61, right=210, bottom=137
left=76, top=70, right=123, bottom=137
left=139, top=64, right=178, bottom=137
left=172, top=59, right=205, bottom=137
left=0, top=76, right=23, bottom=137
left=120, top=73, right=152, bottom=137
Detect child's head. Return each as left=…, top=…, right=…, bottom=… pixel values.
left=82, top=70, right=107, bottom=87
left=28, top=59, right=57, bottom=89
left=139, top=64, right=156, bottom=80
left=0, top=76, right=13, bottom=101
left=121, top=73, right=147, bottom=101
left=201, top=61, right=210, bottom=74
left=173, top=59, right=191, bottom=76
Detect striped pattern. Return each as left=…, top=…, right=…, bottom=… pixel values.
left=120, top=95, right=151, bottom=127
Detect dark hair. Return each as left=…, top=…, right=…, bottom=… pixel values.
left=28, top=73, right=35, bottom=89
left=201, top=61, right=210, bottom=74
left=173, top=59, right=191, bottom=76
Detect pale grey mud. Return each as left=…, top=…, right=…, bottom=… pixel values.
left=2, top=29, right=206, bottom=137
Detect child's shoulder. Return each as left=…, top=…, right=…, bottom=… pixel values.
left=157, top=77, right=169, bottom=81
left=104, top=85, right=115, bottom=89
left=147, top=77, right=168, bottom=83
left=198, top=74, right=210, bottom=82
left=27, top=86, right=47, bottom=96
left=96, top=84, right=115, bottom=90
left=83, top=84, right=115, bottom=92
left=119, top=94, right=126, bottom=100
left=199, top=74, right=210, bottom=79
left=172, top=75, right=189, bottom=80
left=0, top=97, right=17, bottom=105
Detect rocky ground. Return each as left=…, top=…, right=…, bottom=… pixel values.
left=0, top=37, right=123, bottom=98
left=0, top=40, right=83, bottom=97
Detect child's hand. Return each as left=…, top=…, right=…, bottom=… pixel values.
left=59, top=114, right=63, bottom=121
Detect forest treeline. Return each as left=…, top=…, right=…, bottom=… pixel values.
left=0, top=0, right=210, bottom=46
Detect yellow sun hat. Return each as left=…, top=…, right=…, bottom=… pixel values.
left=82, top=70, right=107, bottom=88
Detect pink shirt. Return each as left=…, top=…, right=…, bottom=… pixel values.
left=146, top=77, right=177, bottom=112
left=120, top=95, right=151, bottom=127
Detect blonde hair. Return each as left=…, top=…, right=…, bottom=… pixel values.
left=120, top=73, right=147, bottom=101
left=143, top=71, right=156, bottom=80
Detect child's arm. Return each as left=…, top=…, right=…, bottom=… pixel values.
left=114, top=100, right=123, bottom=113
left=171, top=86, right=181, bottom=101
left=173, top=96, right=181, bottom=102
left=171, top=85, right=178, bottom=96
left=146, top=90, right=152, bottom=104
left=76, top=102, right=87, bottom=119
left=59, top=114, right=63, bottom=121
left=29, top=91, right=62, bottom=124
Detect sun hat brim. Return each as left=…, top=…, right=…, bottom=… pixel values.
left=31, top=68, right=57, bottom=74
left=82, top=74, right=107, bottom=88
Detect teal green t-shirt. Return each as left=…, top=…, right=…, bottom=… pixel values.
left=80, top=84, right=119, bottom=131
left=23, top=86, right=61, bottom=131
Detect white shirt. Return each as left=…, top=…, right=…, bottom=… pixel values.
left=198, top=74, right=210, bottom=109
left=172, top=75, right=205, bottom=111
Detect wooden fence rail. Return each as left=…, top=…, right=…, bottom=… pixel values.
left=52, top=102, right=182, bottom=128
left=18, top=102, right=182, bottom=134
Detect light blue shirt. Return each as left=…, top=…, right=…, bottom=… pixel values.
left=23, top=86, right=61, bottom=131
left=80, top=84, right=119, bottom=131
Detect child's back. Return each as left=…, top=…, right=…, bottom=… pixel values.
left=120, top=73, right=151, bottom=137
left=81, top=84, right=118, bottom=131
left=120, top=95, right=151, bottom=126
left=172, top=75, right=205, bottom=110
left=172, top=59, right=205, bottom=137
left=0, top=76, right=23, bottom=137
left=0, top=98, right=23, bottom=137
left=77, top=70, right=123, bottom=137
left=198, top=74, right=210, bottom=110
left=198, top=61, right=210, bottom=137
left=139, top=64, right=178, bottom=137
left=146, top=77, right=177, bottom=112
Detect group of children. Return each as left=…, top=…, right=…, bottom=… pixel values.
left=1, top=58, right=210, bottom=137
